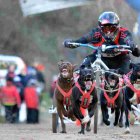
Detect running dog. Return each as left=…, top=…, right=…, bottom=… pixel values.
left=71, top=67, right=98, bottom=134
left=123, top=63, right=140, bottom=133
left=100, top=70, right=124, bottom=127
left=54, top=60, right=76, bottom=133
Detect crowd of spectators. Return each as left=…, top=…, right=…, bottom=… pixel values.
left=0, top=63, right=46, bottom=124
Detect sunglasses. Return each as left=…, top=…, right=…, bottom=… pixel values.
left=101, top=25, right=117, bottom=34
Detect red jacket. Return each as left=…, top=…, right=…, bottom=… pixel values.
left=1, top=83, right=21, bottom=107
left=24, top=86, right=39, bottom=109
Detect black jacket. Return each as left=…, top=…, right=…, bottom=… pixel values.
left=72, top=26, right=140, bottom=57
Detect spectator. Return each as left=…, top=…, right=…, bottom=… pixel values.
left=18, top=68, right=27, bottom=88
left=35, top=64, right=46, bottom=85
left=24, top=79, right=39, bottom=124
left=1, top=77, right=21, bottom=123
left=6, top=64, right=16, bottom=80
left=24, top=66, right=37, bottom=87
left=13, top=76, right=25, bottom=102
left=34, top=64, right=46, bottom=103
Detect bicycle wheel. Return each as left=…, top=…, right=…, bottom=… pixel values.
left=94, top=104, right=98, bottom=133
left=52, top=113, right=58, bottom=133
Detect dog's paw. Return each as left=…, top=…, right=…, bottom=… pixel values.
left=103, top=119, right=110, bottom=126
left=86, top=126, right=91, bottom=132
left=78, top=130, right=85, bottom=134
left=113, top=121, right=118, bottom=126
left=82, top=115, right=90, bottom=124
left=118, top=121, right=123, bottom=127
left=60, top=130, right=67, bottom=133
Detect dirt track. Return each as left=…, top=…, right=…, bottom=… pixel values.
left=0, top=111, right=140, bottom=140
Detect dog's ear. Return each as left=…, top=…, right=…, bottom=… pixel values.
left=72, top=64, right=78, bottom=71
left=58, top=60, right=64, bottom=68
left=105, top=69, right=117, bottom=79
left=115, top=68, right=121, bottom=74
left=105, top=72, right=109, bottom=79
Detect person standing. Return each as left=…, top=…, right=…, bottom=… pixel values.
left=24, top=80, right=39, bottom=124
left=1, top=77, right=21, bottom=123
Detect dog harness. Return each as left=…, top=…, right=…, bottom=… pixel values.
left=75, top=82, right=96, bottom=109
left=56, top=82, right=72, bottom=106
left=102, top=79, right=122, bottom=108
left=124, top=75, right=140, bottom=104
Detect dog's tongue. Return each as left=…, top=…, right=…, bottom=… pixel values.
left=85, top=81, right=92, bottom=85
left=85, top=81, right=92, bottom=90
left=109, top=80, right=116, bottom=86
left=62, top=71, right=68, bottom=74
left=62, top=69, right=68, bottom=77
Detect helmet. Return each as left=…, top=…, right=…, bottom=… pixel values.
left=98, top=11, right=120, bottom=37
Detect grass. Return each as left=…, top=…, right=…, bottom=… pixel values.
left=40, top=92, right=52, bottom=113
left=0, top=115, right=5, bottom=123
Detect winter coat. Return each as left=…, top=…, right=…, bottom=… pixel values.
left=24, top=86, right=39, bottom=109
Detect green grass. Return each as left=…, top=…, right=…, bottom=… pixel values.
left=40, top=92, right=52, bottom=111
left=0, top=115, right=5, bottom=123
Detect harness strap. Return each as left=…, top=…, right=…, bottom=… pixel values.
left=124, top=75, right=140, bottom=103
left=75, top=82, right=96, bottom=108
left=56, top=82, right=72, bottom=106
left=124, top=76, right=137, bottom=92
left=75, top=82, right=95, bottom=95
left=102, top=81, right=121, bottom=108
left=126, top=71, right=132, bottom=78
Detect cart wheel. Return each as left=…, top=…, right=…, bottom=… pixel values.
left=52, top=113, right=58, bottom=133
left=94, top=105, right=98, bottom=134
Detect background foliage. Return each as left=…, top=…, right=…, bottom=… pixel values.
left=0, top=0, right=139, bottom=90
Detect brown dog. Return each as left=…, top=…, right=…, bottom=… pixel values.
left=54, top=60, right=76, bottom=133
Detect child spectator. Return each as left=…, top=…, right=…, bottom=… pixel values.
left=1, top=77, right=21, bottom=123
left=24, top=79, right=39, bottom=124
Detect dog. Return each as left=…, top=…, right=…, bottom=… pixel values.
left=123, top=63, right=140, bottom=133
left=54, top=60, right=76, bottom=133
left=125, top=63, right=140, bottom=106
left=71, top=67, right=98, bottom=134
left=100, top=69, right=124, bottom=127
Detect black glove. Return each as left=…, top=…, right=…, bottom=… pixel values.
left=63, top=39, right=79, bottom=49
left=127, top=41, right=136, bottom=51
left=132, top=46, right=140, bottom=57
left=127, top=41, right=140, bottom=57
left=63, top=39, right=73, bottom=48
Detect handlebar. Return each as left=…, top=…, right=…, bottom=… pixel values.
left=68, top=42, right=132, bottom=53
left=68, top=42, right=98, bottom=50
left=102, top=45, right=132, bottom=53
